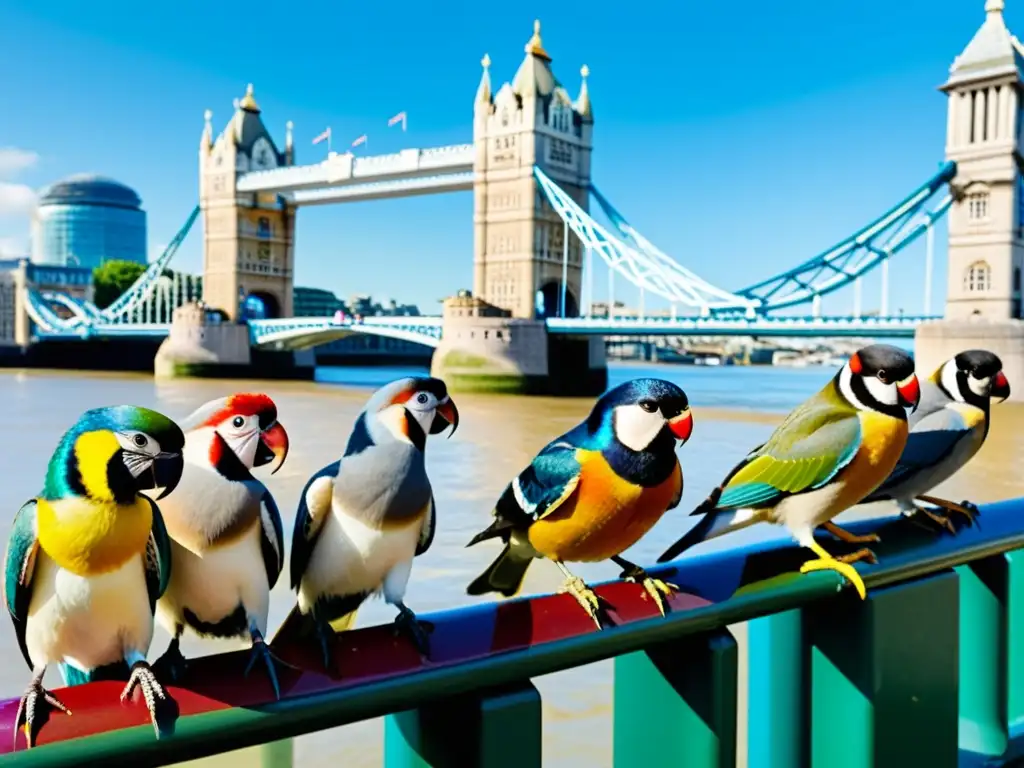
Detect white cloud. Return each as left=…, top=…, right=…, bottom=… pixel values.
left=0, top=182, right=36, bottom=217
left=0, top=148, right=39, bottom=178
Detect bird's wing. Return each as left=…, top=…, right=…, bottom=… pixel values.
left=289, top=460, right=339, bottom=590
left=872, top=407, right=970, bottom=494
left=259, top=489, right=286, bottom=590
left=667, top=458, right=684, bottom=511
left=416, top=493, right=436, bottom=557
left=144, top=496, right=173, bottom=613
left=4, top=499, right=39, bottom=668
left=711, top=401, right=862, bottom=511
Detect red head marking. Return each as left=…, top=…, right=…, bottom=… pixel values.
left=848, top=352, right=863, bottom=375
left=200, top=392, right=277, bottom=428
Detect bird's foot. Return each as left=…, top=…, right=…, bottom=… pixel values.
left=620, top=565, right=678, bottom=617
left=14, top=677, right=71, bottom=750
left=822, top=521, right=881, bottom=545
left=558, top=575, right=608, bottom=629
left=245, top=629, right=299, bottom=701
left=394, top=604, right=432, bottom=658
left=314, top=620, right=335, bottom=673
left=120, top=661, right=176, bottom=738
left=151, top=640, right=188, bottom=684
left=834, top=547, right=878, bottom=566
left=917, top=506, right=957, bottom=535
left=800, top=556, right=867, bottom=600
left=917, top=495, right=979, bottom=529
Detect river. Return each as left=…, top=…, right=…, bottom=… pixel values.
left=0, top=362, right=1021, bottom=767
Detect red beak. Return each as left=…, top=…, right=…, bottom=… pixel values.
left=991, top=370, right=1011, bottom=403
left=668, top=409, right=693, bottom=442
left=257, top=421, right=290, bottom=474
left=897, top=374, right=920, bottom=412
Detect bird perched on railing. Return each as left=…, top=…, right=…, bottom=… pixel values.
left=3, top=406, right=185, bottom=747
left=657, top=344, right=920, bottom=600
left=147, top=393, right=291, bottom=699
left=285, top=377, right=458, bottom=670
left=466, top=378, right=693, bottom=628
left=855, top=349, right=1009, bottom=532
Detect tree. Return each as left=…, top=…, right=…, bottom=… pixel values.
left=93, top=260, right=148, bottom=309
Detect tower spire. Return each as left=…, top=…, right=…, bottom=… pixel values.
left=986, top=0, right=1004, bottom=14
left=576, top=64, right=592, bottom=119
left=476, top=53, right=493, bottom=104
left=201, top=109, right=213, bottom=150
left=239, top=83, right=260, bottom=113
left=524, top=19, right=551, bottom=61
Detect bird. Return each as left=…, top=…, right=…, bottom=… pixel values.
left=3, top=405, right=185, bottom=748
left=856, top=349, right=1009, bottom=532
left=288, top=377, right=459, bottom=670
left=466, top=378, right=693, bottom=628
left=149, top=393, right=291, bottom=699
left=657, top=344, right=920, bottom=600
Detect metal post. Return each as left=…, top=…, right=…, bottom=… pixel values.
left=608, top=268, right=616, bottom=320
left=560, top=220, right=569, bottom=318
left=881, top=254, right=890, bottom=317
left=585, top=247, right=593, bottom=318
left=924, top=217, right=935, bottom=315
left=639, top=285, right=646, bottom=321
left=812, top=294, right=821, bottom=318
left=853, top=277, right=862, bottom=319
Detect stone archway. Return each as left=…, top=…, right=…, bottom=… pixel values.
left=534, top=281, right=579, bottom=320
left=241, top=291, right=281, bottom=320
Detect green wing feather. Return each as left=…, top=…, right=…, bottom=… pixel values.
left=143, top=496, right=172, bottom=612
left=712, top=389, right=862, bottom=510
left=4, top=500, right=40, bottom=668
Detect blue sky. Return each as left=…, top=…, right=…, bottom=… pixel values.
left=0, top=1, right=1005, bottom=314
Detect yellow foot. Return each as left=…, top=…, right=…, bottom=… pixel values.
left=623, top=569, right=677, bottom=616
left=558, top=575, right=604, bottom=629
left=834, top=547, right=878, bottom=566
left=800, top=557, right=867, bottom=600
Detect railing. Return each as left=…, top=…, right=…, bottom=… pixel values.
left=2, top=500, right=1024, bottom=766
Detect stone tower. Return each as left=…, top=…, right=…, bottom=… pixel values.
left=941, top=0, right=1024, bottom=319
left=472, top=21, right=594, bottom=319
left=198, top=85, right=296, bottom=321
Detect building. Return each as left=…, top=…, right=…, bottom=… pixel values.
left=31, top=175, right=148, bottom=269
left=294, top=286, right=343, bottom=317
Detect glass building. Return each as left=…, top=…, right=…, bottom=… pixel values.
left=31, top=175, right=147, bottom=269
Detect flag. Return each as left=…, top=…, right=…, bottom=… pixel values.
left=387, top=111, right=407, bottom=131
left=352, top=135, right=368, bottom=147
left=312, top=127, right=331, bottom=145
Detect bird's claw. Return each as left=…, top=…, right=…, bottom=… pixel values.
left=834, top=547, right=878, bottom=566
left=120, top=661, right=175, bottom=738
left=314, top=620, right=335, bottom=673
left=151, top=642, right=188, bottom=684
left=800, top=556, right=867, bottom=600
left=245, top=630, right=298, bottom=700
left=14, top=679, right=71, bottom=750
left=918, top=506, right=957, bottom=535
left=559, top=575, right=608, bottom=629
left=394, top=605, right=432, bottom=657
left=621, top=566, right=678, bottom=617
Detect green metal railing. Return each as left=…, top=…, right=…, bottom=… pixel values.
left=4, top=499, right=1024, bottom=767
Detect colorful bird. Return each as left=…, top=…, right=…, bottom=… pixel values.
left=149, top=393, right=291, bottom=699
left=466, top=378, right=693, bottom=628
left=3, top=406, right=185, bottom=747
left=657, top=344, right=920, bottom=600
left=288, top=377, right=458, bottom=669
left=857, top=349, right=1009, bottom=532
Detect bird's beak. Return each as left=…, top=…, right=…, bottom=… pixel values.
left=144, top=451, right=184, bottom=500
left=254, top=421, right=290, bottom=474
left=991, top=370, right=1011, bottom=403
left=897, top=373, right=921, bottom=412
left=668, top=408, right=693, bottom=442
left=431, top=397, right=459, bottom=436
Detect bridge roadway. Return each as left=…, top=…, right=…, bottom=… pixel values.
left=30, top=313, right=932, bottom=348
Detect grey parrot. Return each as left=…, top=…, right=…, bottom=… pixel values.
left=286, top=377, right=458, bottom=669
left=858, top=349, right=1009, bottom=531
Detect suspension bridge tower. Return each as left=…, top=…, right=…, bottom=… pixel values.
left=472, top=20, right=593, bottom=319
left=198, top=85, right=296, bottom=321
left=917, top=0, right=1024, bottom=397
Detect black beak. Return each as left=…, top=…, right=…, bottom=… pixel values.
left=139, top=452, right=184, bottom=500
left=430, top=397, right=459, bottom=436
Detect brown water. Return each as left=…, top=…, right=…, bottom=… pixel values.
left=0, top=364, right=1021, bottom=767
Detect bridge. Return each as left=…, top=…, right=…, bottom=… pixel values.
left=11, top=3, right=1022, bottom=395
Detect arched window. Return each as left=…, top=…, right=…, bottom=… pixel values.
left=964, top=261, right=992, bottom=292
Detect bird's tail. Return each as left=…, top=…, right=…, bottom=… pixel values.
left=467, top=542, right=534, bottom=598
left=657, top=499, right=765, bottom=563
left=657, top=512, right=718, bottom=563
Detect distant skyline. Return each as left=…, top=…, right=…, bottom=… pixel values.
left=0, top=1, right=1008, bottom=314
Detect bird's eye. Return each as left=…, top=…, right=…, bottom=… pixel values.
left=638, top=400, right=657, bottom=413
left=232, top=416, right=246, bottom=428
left=876, top=369, right=889, bottom=385
left=132, top=434, right=148, bottom=448
left=416, top=392, right=429, bottom=405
